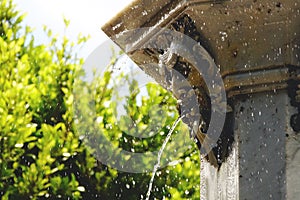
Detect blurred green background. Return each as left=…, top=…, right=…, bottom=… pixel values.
left=0, top=0, right=200, bottom=199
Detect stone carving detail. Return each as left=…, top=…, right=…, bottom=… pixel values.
left=156, top=14, right=234, bottom=167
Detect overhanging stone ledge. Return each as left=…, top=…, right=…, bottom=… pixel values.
left=102, top=0, right=300, bottom=98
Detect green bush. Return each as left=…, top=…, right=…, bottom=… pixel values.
left=0, top=0, right=200, bottom=199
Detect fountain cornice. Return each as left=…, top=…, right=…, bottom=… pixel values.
left=102, top=0, right=300, bottom=97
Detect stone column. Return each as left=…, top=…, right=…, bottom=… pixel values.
left=201, top=90, right=300, bottom=199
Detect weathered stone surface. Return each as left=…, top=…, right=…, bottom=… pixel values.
left=102, top=0, right=300, bottom=96
left=102, top=0, right=300, bottom=199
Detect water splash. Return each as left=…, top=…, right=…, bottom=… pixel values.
left=145, top=116, right=183, bottom=200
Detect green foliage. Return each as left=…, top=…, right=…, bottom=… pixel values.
left=0, top=0, right=200, bottom=199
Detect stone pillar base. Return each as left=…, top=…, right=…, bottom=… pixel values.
left=201, top=91, right=300, bottom=200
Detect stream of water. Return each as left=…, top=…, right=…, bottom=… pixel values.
left=144, top=116, right=183, bottom=200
